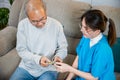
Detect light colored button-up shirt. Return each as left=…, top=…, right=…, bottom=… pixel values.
left=16, top=17, right=68, bottom=77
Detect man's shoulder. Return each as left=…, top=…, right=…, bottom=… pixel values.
left=19, top=18, right=29, bottom=23
left=18, top=18, right=30, bottom=29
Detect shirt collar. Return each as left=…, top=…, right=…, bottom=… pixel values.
left=90, top=33, right=103, bottom=47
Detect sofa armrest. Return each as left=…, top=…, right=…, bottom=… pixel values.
left=0, top=26, right=17, bottom=56
left=0, top=48, right=21, bottom=79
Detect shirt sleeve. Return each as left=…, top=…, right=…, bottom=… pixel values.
left=16, top=21, right=41, bottom=66
left=91, top=45, right=111, bottom=78
left=54, top=24, right=68, bottom=60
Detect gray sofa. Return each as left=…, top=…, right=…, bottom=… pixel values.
left=0, top=0, right=120, bottom=80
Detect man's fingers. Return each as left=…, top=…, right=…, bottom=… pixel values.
left=40, top=56, right=51, bottom=67
left=53, top=56, right=62, bottom=62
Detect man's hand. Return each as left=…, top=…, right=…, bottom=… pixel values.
left=40, top=56, right=51, bottom=67
left=53, top=56, right=63, bottom=63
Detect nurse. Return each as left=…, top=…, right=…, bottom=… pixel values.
left=55, top=9, right=116, bottom=80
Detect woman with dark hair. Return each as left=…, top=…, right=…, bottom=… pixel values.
left=55, top=9, right=116, bottom=80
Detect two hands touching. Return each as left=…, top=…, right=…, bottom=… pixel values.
left=39, top=56, right=70, bottom=73
left=40, top=56, right=62, bottom=67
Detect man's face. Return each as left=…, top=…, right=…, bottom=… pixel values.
left=28, top=9, right=47, bottom=28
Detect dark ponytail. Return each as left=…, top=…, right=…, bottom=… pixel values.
left=107, top=18, right=116, bottom=46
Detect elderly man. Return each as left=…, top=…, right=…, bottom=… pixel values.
left=10, top=0, right=68, bottom=80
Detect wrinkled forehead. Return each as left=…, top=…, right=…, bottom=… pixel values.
left=27, top=9, right=46, bottom=20
left=26, top=0, right=46, bottom=15
left=25, top=0, right=47, bottom=21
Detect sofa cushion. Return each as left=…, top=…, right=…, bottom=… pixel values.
left=115, top=72, right=120, bottom=80
left=18, top=0, right=28, bottom=22
left=66, top=36, right=80, bottom=55
left=92, top=6, right=120, bottom=37
left=44, top=0, right=91, bottom=38
left=8, top=0, right=25, bottom=27
left=111, top=37, right=120, bottom=72
left=0, top=26, right=17, bottom=56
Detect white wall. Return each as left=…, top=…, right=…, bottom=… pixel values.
left=74, top=0, right=120, bottom=8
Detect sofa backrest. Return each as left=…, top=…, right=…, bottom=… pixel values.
left=8, top=0, right=26, bottom=27
left=44, top=0, right=91, bottom=38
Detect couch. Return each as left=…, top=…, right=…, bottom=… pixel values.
left=0, top=0, right=120, bottom=80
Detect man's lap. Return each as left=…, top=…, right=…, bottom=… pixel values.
left=10, top=67, right=58, bottom=80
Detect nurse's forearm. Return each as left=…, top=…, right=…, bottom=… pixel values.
left=69, top=67, right=98, bottom=80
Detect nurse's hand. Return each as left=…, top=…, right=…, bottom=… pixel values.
left=54, top=62, right=71, bottom=73
left=40, top=56, right=51, bottom=67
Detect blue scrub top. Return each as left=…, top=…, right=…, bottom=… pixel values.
left=75, top=35, right=116, bottom=80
